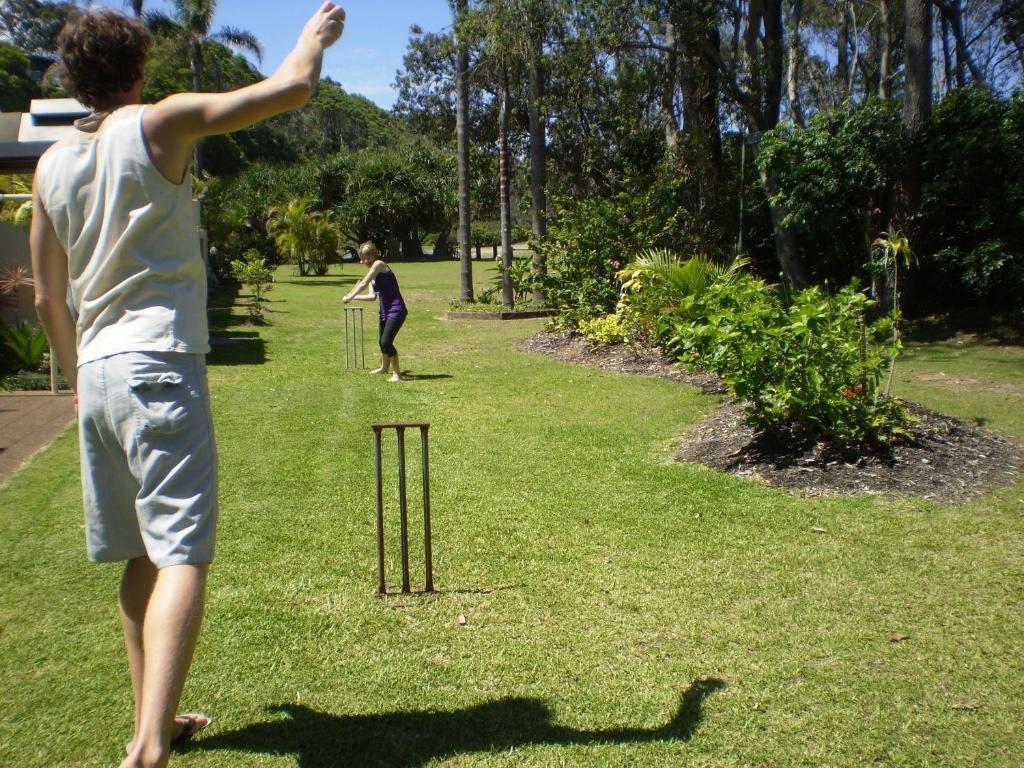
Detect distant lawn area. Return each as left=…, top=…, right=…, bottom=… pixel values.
left=2, top=261, right=1022, bottom=767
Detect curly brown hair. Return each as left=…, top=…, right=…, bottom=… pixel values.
left=57, top=10, right=152, bottom=110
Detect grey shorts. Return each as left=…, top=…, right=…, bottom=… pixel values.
left=77, top=351, right=218, bottom=568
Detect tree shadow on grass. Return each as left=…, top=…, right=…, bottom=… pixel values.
left=276, top=278, right=356, bottom=287
left=207, top=331, right=266, bottom=366
left=190, top=677, right=726, bottom=768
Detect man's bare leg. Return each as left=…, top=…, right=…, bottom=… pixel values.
left=121, top=563, right=208, bottom=768
left=120, top=557, right=158, bottom=754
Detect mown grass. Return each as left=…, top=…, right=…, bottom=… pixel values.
left=2, top=261, right=1022, bottom=767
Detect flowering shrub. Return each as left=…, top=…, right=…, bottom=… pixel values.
left=675, top=276, right=908, bottom=446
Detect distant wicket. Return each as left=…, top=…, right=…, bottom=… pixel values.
left=343, top=306, right=366, bottom=369
left=372, top=422, right=434, bottom=595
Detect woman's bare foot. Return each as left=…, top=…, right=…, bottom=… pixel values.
left=388, top=373, right=402, bottom=382
left=368, top=367, right=387, bottom=374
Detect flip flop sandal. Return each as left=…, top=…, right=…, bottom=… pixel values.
left=124, top=714, right=211, bottom=757
left=171, top=713, right=211, bottom=746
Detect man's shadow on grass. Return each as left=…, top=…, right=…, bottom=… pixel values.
left=192, top=677, right=725, bottom=768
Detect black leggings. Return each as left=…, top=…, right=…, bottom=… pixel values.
left=379, top=314, right=406, bottom=356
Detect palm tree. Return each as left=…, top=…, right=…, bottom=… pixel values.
left=451, top=0, right=474, bottom=302
left=473, top=0, right=518, bottom=307
left=144, top=0, right=263, bottom=176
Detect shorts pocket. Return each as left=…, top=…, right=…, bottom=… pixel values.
left=128, top=371, right=188, bottom=436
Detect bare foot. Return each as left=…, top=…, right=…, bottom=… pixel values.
left=368, top=367, right=387, bottom=375
left=388, top=373, right=403, bottom=382
left=125, top=714, right=211, bottom=757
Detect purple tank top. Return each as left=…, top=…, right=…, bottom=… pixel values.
left=373, top=268, right=407, bottom=321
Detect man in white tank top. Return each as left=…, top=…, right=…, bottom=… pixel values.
left=30, top=5, right=346, bottom=767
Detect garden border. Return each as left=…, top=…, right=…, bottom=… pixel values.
left=446, top=309, right=557, bottom=321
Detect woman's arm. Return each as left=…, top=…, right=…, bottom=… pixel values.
left=343, top=261, right=385, bottom=302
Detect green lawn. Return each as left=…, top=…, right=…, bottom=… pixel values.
left=2, top=261, right=1022, bottom=767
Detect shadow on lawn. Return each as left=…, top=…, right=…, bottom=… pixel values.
left=192, top=677, right=726, bottom=767
left=400, top=371, right=454, bottom=381
left=208, top=331, right=266, bottom=366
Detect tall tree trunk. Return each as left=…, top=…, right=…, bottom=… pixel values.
left=401, top=233, right=424, bottom=259
left=903, top=0, right=933, bottom=140
left=837, top=3, right=849, bottom=102
left=753, top=0, right=809, bottom=287
left=879, top=0, right=892, bottom=98
left=759, top=163, right=810, bottom=287
left=434, top=226, right=451, bottom=258
left=937, top=0, right=987, bottom=85
left=786, top=0, right=805, bottom=125
left=894, top=0, right=933, bottom=310
left=527, top=53, right=548, bottom=304
left=676, top=2, right=723, bottom=167
left=498, top=70, right=514, bottom=308
left=661, top=18, right=680, bottom=152
left=454, top=0, right=474, bottom=301
left=940, top=13, right=954, bottom=94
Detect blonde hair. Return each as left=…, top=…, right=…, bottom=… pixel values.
left=358, top=241, right=379, bottom=260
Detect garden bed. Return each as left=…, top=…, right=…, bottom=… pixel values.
left=522, top=331, right=1023, bottom=503
left=447, top=309, right=557, bottom=321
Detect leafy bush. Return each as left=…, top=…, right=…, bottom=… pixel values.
left=267, top=197, right=338, bottom=277
left=617, top=249, right=746, bottom=348
left=0, top=370, right=67, bottom=392
left=917, top=88, right=1024, bottom=306
left=479, top=257, right=538, bottom=306
left=336, top=143, right=455, bottom=256
left=229, top=251, right=274, bottom=320
left=538, top=157, right=735, bottom=327
left=578, top=313, right=630, bottom=345
left=203, top=161, right=324, bottom=269
left=0, top=321, right=49, bottom=371
left=675, top=277, right=907, bottom=446
left=757, top=98, right=904, bottom=286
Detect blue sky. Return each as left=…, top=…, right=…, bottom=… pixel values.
left=89, top=1, right=454, bottom=109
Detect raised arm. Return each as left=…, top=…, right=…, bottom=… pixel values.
left=30, top=179, right=78, bottom=393
left=143, top=2, right=346, bottom=182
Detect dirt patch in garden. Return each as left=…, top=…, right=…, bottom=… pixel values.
left=521, top=331, right=1024, bottom=503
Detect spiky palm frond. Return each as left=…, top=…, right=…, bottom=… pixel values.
left=143, top=10, right=183, bottom=39
left=624, top=248, right=748, bottom=302
left=212, top=27, right=263, bottom=64
left=170, top=0, right=216, bottom=38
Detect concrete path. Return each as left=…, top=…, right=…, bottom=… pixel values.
left=0, top=391, right=75, bottom=485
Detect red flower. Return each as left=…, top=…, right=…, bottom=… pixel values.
left=843, top=388, right=854, bottom=398
left=853, top=385, right=863, bottom=395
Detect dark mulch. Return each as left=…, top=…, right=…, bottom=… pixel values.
left=521, top=331, right=1024, bottom=503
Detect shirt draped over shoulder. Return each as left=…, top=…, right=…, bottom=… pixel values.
left=35, top=104, right=209, bottom=366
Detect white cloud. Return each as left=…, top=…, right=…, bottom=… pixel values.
left=325, top=65, right=398, bottom=108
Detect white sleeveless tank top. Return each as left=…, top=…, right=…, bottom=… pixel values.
left=36, top=104, right=209, bottom=366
